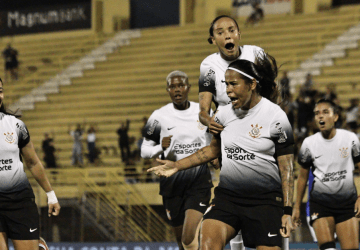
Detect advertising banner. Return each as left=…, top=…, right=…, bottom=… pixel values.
left=0, top=2, right=91, bottom=36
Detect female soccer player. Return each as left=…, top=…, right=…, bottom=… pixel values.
left=141, top=71, right=213, bottom=250
left=293, top=99, right=360, bottom=250
left=198, top=16, right=264, bottom=249
left=0, top=78, right=60, bottom=250
left=148, top=54, right=295, bottom=250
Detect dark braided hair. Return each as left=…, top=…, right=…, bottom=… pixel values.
left=227, top=52, right=279, bottom=103
left=208, top=15, right=240, bottom=44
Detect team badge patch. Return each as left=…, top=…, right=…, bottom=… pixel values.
left=339, top=147, right=349, bottom=158
left=301, top=148, right=310, bottom=163
left=197, top=120, right=206, bottom=130
left=249, top=124, right=262, bottom=139
left=203, top=69, right=215, bottom=87
left=166, top=209, right=171, bottom=220
left=4, top=132, right=15, bottom=144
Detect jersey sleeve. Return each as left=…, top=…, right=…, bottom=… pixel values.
left=142, top=111, right=161, bottom=144
left=270, top=110, right=294, bottom=156
left=297, top=139, right=313, bottom=169
left=15, top=119, right=30, bottom=148
left=198, top=61, right=216, bottom=95
left=351, top=135, right=360, bottom=164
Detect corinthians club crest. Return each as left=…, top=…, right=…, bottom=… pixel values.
left=4, top=132, right=15, bottom=144
left=249, top=124, right=262, bottom=139
left=339, top=147, right=349, bottom=158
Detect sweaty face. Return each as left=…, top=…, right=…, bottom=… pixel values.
left=225, top=69, right=253, bottom=110
left=314, top=103, right=338, bottom=132
left=167, top=76, right=190, bottom=107
left=211, top=17, right=241, bottom=61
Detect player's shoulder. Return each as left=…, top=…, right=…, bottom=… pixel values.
left=241, top=45, right=264, bottom=53
left=337, top=129, right=358, bottom=139
left=259, top=98, right=282, bottom=115
left=200, top=52, right=220, bottom=67
left=303, top=132, right=321, bottom=145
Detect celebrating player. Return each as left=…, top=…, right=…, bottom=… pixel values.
left=293, top=99, right=360, bottom=250
left=198, top=16, right=264, bottom=248
left=141, top=71, right=213, bottom=250
left=0, top=78, right=60, bottom=250
left=148, top=54, right=295, bottom=250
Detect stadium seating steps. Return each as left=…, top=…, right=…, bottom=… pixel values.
left=6, top=5, right=360, bottom=172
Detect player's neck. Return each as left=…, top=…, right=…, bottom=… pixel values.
left=321, top=128, right=336, bottom=140
left=173, top=101, right=190, bottom=111
left=220, top=47, right=241, bottom=61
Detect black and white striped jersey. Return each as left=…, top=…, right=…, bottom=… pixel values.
left=0, top=113, right=34, bottom=204
left=298, top=129, right=360, bottom=209
left=141, top=102, right=213, bottom=197
left=198, top=45, right=264, bottom=108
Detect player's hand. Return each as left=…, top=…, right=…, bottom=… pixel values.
left=210, top=158, right=221, bottom=169
left=209, top=121, right=224, bottom=135
left=280, top=214, right=294, bottom=238
left=354, top=197, right=360, bottom=218
left=292, top=206, right=301, bottom=228
left=161, top=135, right=173, bottom=150
left=48, top=202, right=61, bottom=217
left=147, top=159, right=178, bottom=177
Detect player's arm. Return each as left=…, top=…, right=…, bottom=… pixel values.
left=148, top=136, right=221, bottom=177
left=278, top=153, right=295, bottom=237
left=21, top=139, right=60, bottom=216
left=293, top=166, right=310, bottom=223
left=199, top=92, right=213, bottom=127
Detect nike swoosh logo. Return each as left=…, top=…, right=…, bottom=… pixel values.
left=167, top=127, right=175, bottom=130
left=30, top=228, right=38, bottom=232
left=268, top=232, right=277, bottom=237
left=314, top=155, right=322, bottom=159
left=199, top=202, right=206, bottom=206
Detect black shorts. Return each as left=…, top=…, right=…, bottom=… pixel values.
left=309, top=201, right=355, bottom=226
left=0, top=200, right=40, bottom=239
left=163, top=188, right=211, bottom=227
left=203, top=197, right=283, bottom=248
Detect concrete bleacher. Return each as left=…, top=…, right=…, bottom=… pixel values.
left=13, top=5, right=360, bottom=169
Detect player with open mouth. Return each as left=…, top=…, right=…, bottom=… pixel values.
left=294, top=99, right=360, bottom=250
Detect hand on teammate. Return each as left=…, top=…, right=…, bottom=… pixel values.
left=280, top=214, right=294, bottom=238
left=209, top=120, right=224, bottom=135
left=354, top=197, right=360, bottom=218
left=48, top=202, right=61, bottom=217
left=210, top=158, right=221, bottom=169
left=147, top=159, right=178, bottom=178
left=291, top=206, right=301, bottom=228
left=162, top=135, right=173, bottom=150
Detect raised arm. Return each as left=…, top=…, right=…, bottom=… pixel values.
left=278, top=154, right=295, bottom=237
left=148, top=136, right=221, bottom=177
left=21, top=139, right=61, bottom=217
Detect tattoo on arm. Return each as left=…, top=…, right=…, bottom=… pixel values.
left=278, top=154, right=294, bottom=207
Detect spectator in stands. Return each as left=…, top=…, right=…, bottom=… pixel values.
left=280, top=71, right=290, bottom=101
left=68, top=123, right=85, bottom=167
left=245, top=3, right=264, bottom=27
left=334, top=98, right=344, bottom=129
left=295, top=95, right=314, bottom=139
left=300, top=73, right=317, bottom=99
left=117, top=119, right=130, bottom=164
left=2, top=44, right=18, bottom=82
left=87, top=125, right=97, bottom=164
left=346, top=98, right=359, bottom=133
left=42, top=132, right=57, bottom=169
left=322, top=83, right=337, bottom=102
